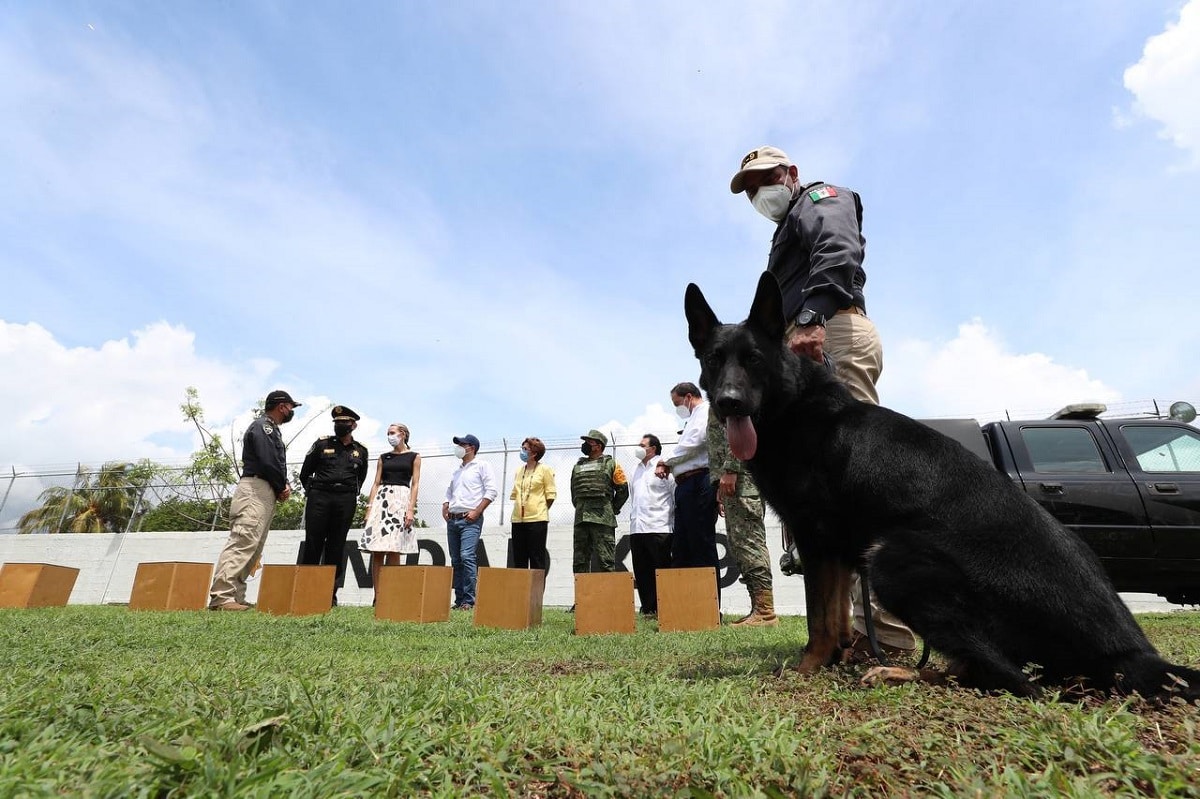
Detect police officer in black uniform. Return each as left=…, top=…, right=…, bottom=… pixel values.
left=299, top=405, right=368, bottom=605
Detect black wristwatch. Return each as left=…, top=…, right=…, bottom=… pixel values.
left=794, top=309, right=827, bottom=328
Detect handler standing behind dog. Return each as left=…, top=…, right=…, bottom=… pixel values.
left=730, top=145, right=916, bottom=657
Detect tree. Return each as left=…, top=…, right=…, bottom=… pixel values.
left=18, top=461, right=157, bottom=534
left=179, top=386, right=238, bottom=493
left=136, top=496, right=229, bottom=532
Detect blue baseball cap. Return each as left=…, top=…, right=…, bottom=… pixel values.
left=453, top=434, right=480, bottom=450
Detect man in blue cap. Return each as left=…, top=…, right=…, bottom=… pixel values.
left=441, top=434, right=497, bottom=610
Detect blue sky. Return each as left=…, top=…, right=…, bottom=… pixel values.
left=2, top=1, right=1198, bottom=486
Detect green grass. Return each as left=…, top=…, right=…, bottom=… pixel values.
left=2, top=608, right=1199, bottom=797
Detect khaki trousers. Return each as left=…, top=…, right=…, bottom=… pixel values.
left=208, top=476, right=277, bottom=607
left=788, top=311, right=916, bottom=649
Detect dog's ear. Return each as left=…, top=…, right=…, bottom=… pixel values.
left=684, top=283, right=720, bottom=352
left=747, top=272, right=785, bottom=342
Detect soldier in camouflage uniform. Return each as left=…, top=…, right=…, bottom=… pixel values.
left=706, top=406, right=777, bottom=626
left=570, top=429, right=630, bottom=574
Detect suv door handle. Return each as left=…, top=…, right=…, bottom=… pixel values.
left=1039, top=482, right=1064, bottom=495
left=1150, top=483, right=1180, bottom=494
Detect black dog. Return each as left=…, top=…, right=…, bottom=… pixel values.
left=685, top=272, right=1200, bottom=699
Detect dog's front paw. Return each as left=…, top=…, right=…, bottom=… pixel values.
left=861, top=666, right=921, bottom=687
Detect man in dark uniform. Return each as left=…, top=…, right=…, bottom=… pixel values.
left=730, top=145, right=916, bottom=656
left=299, top=405, right=368, bottom=605
left=208, top=389, right=301, bottom=610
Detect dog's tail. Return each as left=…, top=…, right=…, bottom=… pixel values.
left=1112, top=653, right=1200, bottom=702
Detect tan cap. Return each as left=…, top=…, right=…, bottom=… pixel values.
left=730, top=145, right=792, bottom=193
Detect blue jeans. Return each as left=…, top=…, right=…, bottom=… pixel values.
left=447, top=517, right=482, bottom=606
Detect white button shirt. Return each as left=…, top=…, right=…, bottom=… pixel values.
left=665, top=399, right=710, bottom=474
left=445, top=459, right=499, bottom=513
left=630, top=456, right=675, bottom=535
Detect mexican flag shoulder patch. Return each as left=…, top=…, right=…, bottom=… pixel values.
left=808, top=185, right=837, bottom=202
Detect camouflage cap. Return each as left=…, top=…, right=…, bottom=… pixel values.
left=581, top=429, right=608, bottom=447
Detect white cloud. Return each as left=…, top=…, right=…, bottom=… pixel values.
left=1123, top=0, right=1200, bottom=166
left=882, top=320, right=1122, bottom=421
left=0, top=319, right=276, bottom=468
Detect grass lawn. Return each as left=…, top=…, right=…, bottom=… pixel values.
left=1, top=606, right=1199, bottom=797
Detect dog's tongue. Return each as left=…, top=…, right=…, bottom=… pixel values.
left=726, top=416, right=758, bottom=461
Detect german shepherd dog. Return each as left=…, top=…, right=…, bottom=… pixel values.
left=685, top=272, right=1200, bottom=699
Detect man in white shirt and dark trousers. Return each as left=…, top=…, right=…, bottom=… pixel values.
left=442, top=434, right=498, bottom=610
left=656, top=382, right=720, bottom=599
left=629, top=434, right=675, bottom=616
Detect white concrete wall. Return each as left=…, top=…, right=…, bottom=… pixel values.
left=0, top=524, right=1178, bottom=614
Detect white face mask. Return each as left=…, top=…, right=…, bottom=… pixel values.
left=633, top=446, right=647, bottom=461
left=751, top=183, right=793, bottom=223
left=387, top=434, right=401, bottom=447
left=454, top=445, right=467, bottom=459
left=675, top=402, right=692, bottom=420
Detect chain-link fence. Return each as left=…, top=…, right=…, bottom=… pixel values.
left=0, top=431, right=681, bottom=534
left=1, top=398, right=1189, bottom=534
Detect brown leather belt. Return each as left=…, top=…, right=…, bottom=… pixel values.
left=675, top=467, right=709, bottom=482
left=448, top=511, right=472, bottom=520
left=836, top=306, right=865, bottom=316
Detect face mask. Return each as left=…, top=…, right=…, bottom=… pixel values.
left=675, top=402, right=692, bottom=420
left=387, top=434, right=401, bottom=447
left=633, top=446, right=647, bottom=461
left=281, top=408, right=295, bottom=423
left=454, top=445, right=467, bottom=459
left=751, top=183, right=793, bottom=223
left=334, top=422, right=353, bottom=437
left=580, top=442, right=593, bottom=456
left=519, top=450, right=529, bottom=463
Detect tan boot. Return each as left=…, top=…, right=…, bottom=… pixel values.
left=732, top=589, right=779, bottom=627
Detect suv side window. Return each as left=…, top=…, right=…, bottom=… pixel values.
left=1121, top=425, right=1200, bottom=473
left=1021, top=426, right=1109, bottom=473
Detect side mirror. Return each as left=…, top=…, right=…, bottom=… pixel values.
left=1169, top=401, right=1197, bottom=424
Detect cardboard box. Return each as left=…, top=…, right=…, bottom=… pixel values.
left=257, top=565, right=336, bottom=616
left=473, top=567, right=544, bottom=630
left=128, top=562, right=213, bottom=611
left=0, top=562, right=80, bottom=608
left=374, top=565, right=453, bottom=623
left=573, top=572, right=636, bottom=635
left=656, top=567, right=720, bottom=632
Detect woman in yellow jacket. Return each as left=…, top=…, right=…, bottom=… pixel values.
left=509, top=437, right=556, bottom=580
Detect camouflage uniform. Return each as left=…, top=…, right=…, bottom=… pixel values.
left=570, top=452, right=629, bottom=573
left=707, top=405, right=777, bottom=625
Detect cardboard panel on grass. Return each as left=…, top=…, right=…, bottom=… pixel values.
left=0, top=562, right=79, bottom=608
left=128, top=562, right=213, bottom=611
left=574, top=572, right=635, bottom=635
left=257, top=565, right=336, bottom=616
left=375, top=565, right=453, bottom=623
left=474, top=567, right=544, bottom=630
left=656, top=567, right=720, bottom=632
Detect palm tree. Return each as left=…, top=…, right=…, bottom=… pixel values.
left=17, top=461, right=148, bottom=534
